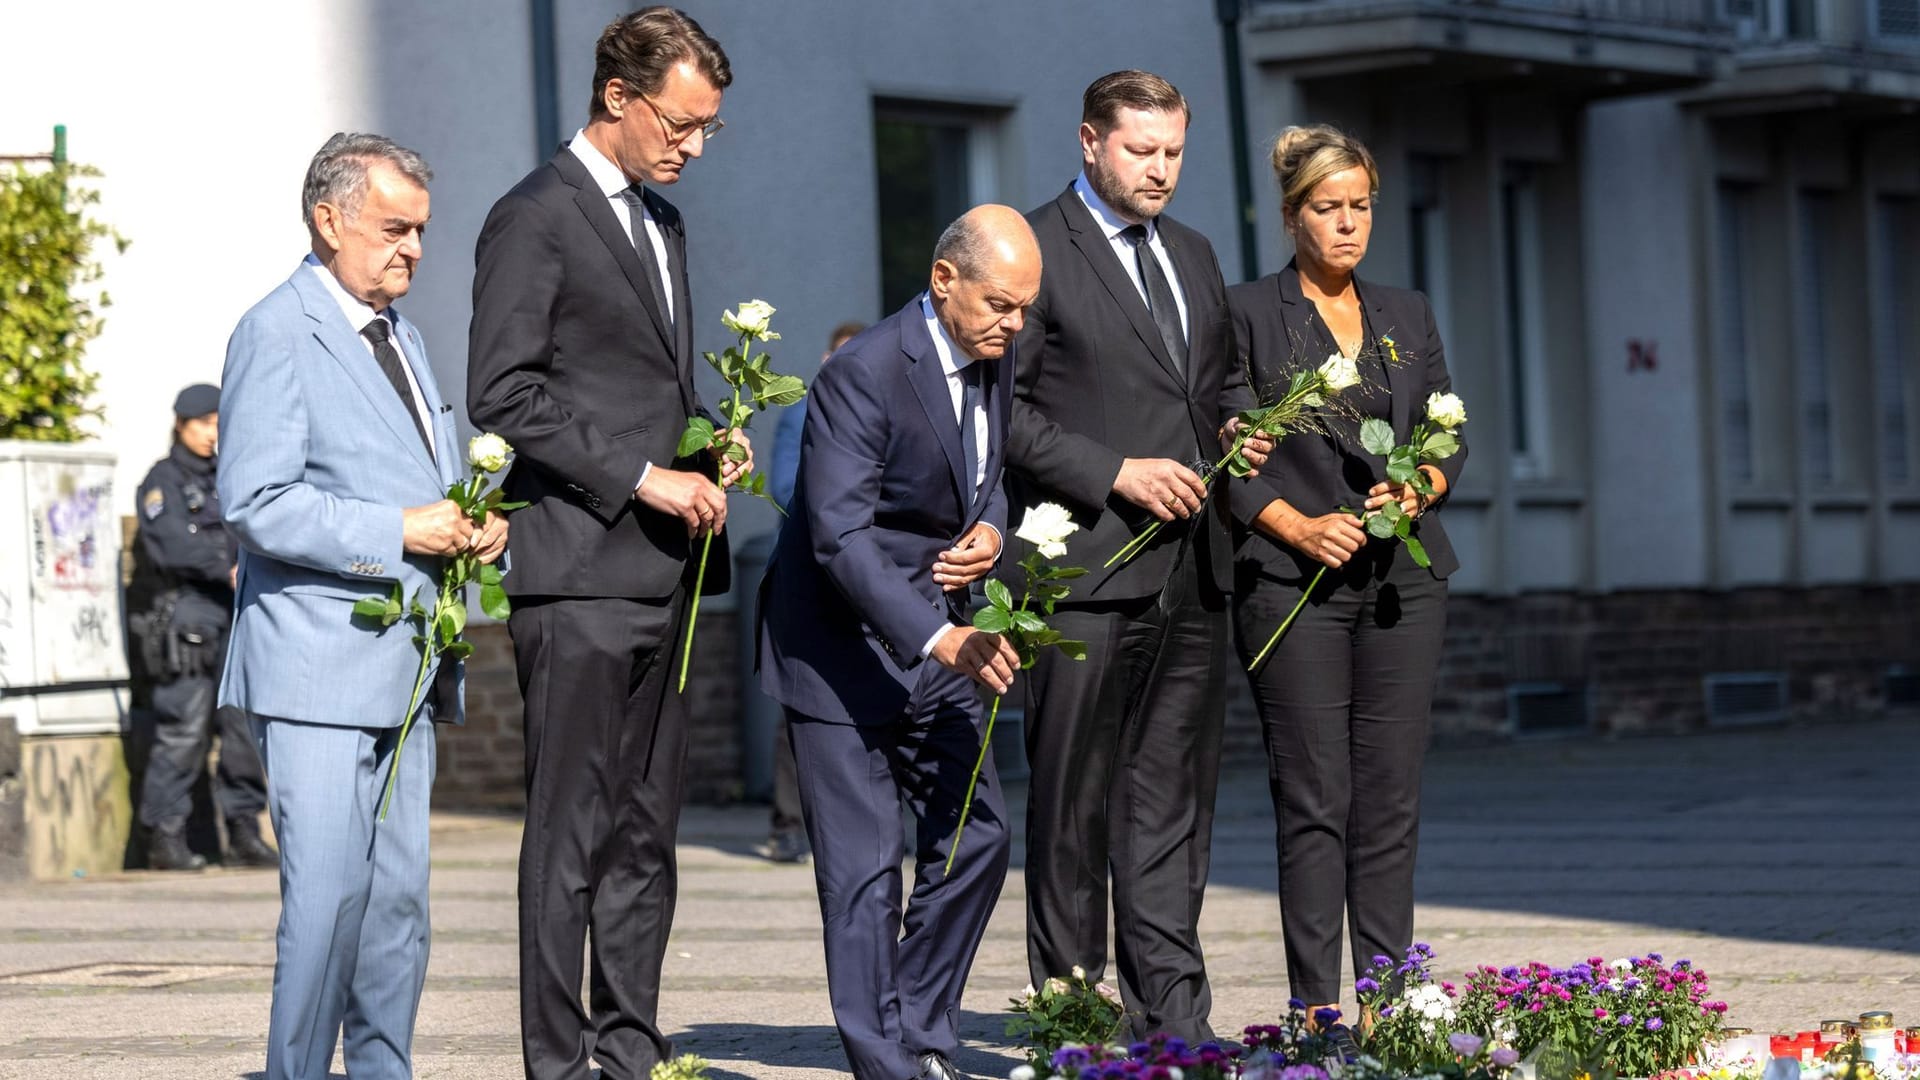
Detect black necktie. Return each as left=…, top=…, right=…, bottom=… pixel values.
left=1122, top=223, right=1188, bottom=381
left=958, top=361, right=983, bottom=509
left=618, top=186, right=674, bottom=335
left=360, top=317, right=432, bottom=454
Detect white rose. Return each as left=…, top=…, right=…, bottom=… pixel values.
left=1425, top=392, right=1467, bottom=430
left=1011, top=1066, right=1037, bottom=1080
left=721, top=299, right=780, bottom=341
left=468, top=432, right=513, bottom=473
left=1318, top=352, right=1361, bottom=392
left=1015, top=502, right=1079, bottom=560
left=1071, top=964, right=1087, bottom=981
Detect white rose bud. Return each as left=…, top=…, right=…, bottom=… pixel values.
left=1071, top=965, right=1087, bottom=981
left=721, top=299, right=780, bottom=341
left=1015, top=502, right=1079, bottom=560
left=468, top=432, right=513, bottom=473
left=1318, top=352, right=1361, bottom=392
left=1425, top=392, right=1467, bottom=430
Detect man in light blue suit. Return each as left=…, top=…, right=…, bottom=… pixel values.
left=218, top=132, right=507, bottom=1080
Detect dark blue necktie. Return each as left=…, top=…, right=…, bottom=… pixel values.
left=959, top=361, right=983, bottom=509
left=1122, top=223, right=1188, bottom=382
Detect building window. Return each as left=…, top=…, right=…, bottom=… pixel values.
left=1501, top=163, right=1548, bottom=481
left=1876, top=0, right=1920, bottom=37
left=1873, top=195, right=1917, bottom=485
left=1407, top=154, right=1451, bottom=342
left=1715, top=182, right=1757, bottom=486
left=873, top=99, right=1004, bottom=314
left=1796, top=190, right=1837, bottom=485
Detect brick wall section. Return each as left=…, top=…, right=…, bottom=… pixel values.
left=437, top=586, right=1920, bottom=810
left=436, top=615, right=744, bottom=811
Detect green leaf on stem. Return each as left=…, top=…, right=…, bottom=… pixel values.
left=1044, top=566, right=1088, bottom=581
left=1360, top=417, right=1396, bottom=456
left=1300, top=391, right=1324, bottom=408
left=1404, top=534, right=1431, bottom=569
left=409, top=588, right=428, bottom=619
left=444, top=639, right=475, bottom=660
left=1394, top=514, right=1412, bottom=539
left=1054, top=639, right=1088, bottom=661
left=756, top=373, right=806, bottom=408
left=723, top=438, right=750, bottom=463
left=496, top=499, right=530, bottom=512
left=478, top=562, right=503, bottom=586
left=678, top=416, right=717, bottom=457
left=352, top=596, right=392, bottom=619
left=480, top=582, right=511, bottom=621
left=1366, top=512, right=1398, bottom=540
left=984, top=578, right=1013, bottom=611
left=725, top=400, right=754, bottom=430
left=702, top=349, right=723, bottom=377
left=1421, top=429, right=1458, bottom=455
left=1011, top=610, right=1048, bottom=634
left=1226, top=454, right=1254, bottom=478
left=973, top=606, right=1012, bottom=634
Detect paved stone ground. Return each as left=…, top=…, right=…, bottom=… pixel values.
left=2, top=717, right=1916, bottom=1079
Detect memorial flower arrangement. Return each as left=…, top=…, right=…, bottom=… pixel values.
left=1007, top=966, right=1128, bottom=1074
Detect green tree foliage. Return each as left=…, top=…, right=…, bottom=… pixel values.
left=0, top=162, right=125, bottom=440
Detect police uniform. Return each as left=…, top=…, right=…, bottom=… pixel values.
left=129, top=384, right=274, bottom=870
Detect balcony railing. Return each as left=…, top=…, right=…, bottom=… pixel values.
left=1250, top=0, right=1726, bottom=32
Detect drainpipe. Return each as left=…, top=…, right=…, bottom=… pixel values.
left=530, top=0, right=560, bottom=161
left=1217, top=0, right=1260, bottom=283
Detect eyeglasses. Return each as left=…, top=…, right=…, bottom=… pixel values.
left=637, top=93, right=724, bottom=145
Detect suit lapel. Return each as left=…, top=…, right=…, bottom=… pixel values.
left=392, top=311, right=458, bottom=487
left=645, top=190, right=696, bottom=390
left=1056, top=190, right=1185, bottom=391
left=902, top=310, right=970, bottom=514
left=555, top=149, right=675, bottom=355
left=291, top=269, right=440, bottom=485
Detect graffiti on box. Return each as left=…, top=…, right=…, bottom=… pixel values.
left=33, top=480, right=110, bottom=590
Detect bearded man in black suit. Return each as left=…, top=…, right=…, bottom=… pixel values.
left=466, top=8, right=746, bottom=1079
left=1006, top=69, right=1273, bottom=1042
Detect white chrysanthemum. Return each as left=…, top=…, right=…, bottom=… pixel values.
left=1015, top=502, right=1079, bottom=559
left=468, top=432, right=513, bottom=473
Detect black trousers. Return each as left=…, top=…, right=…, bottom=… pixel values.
left=787, top=686, right=1010, bottom=1080
left=509, top=593, right=688, bottom=1080
left=1023, top=540, right=1229, bottom=1042
left=138, top=646, right=266, bottom=832
left=1232, top=543, right=1448, bottom=1004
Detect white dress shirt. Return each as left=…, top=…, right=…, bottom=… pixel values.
left=1073, top=171, right=1189, bottom=336
left=919, top=294, right=998, bottom=660
left=307, top=255, right=435, bottom=460
left=569, top=131, right=672, bottom=491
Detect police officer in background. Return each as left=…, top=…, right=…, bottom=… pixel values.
left=128, top=383, right=276, bottom=870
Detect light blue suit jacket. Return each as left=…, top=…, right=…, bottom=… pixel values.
left=217, top=262, right=465, bottom=728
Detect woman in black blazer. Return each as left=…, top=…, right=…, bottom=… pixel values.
left=1225, top=125, right=1468, bottom=1014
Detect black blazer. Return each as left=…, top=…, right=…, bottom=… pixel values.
left=467, top=144, right=728, bottom=599
left=757, top=302, right=1013, bottom=726
left=1226, top=262, right=1467, bottom=581
left=1006, top=185, right=1254, bottom=601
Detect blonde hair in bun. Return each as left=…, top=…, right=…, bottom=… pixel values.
left=1270, top=124, right=1379, bottom=215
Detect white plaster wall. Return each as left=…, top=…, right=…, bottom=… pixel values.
left=8, top=0, right=1236, bottom=575
left=1580, top=97, right=1711, bottom=588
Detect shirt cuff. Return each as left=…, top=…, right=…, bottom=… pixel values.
left=634, top=461, right=654, bottom=493
left=921, top=622, right=958, bottom=661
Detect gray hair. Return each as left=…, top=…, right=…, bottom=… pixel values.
left=301, top=132, right=433, bottom=226
left=933, top=215, right=992, bottom=277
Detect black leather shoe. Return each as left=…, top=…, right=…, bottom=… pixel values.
left=225, top=816, right=280, bottom=868
left=148, top=826, right=208, bottom=871
left=919, top=1051, right=969, bottom=1080
left=754, top=830, right=810, bottom=864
